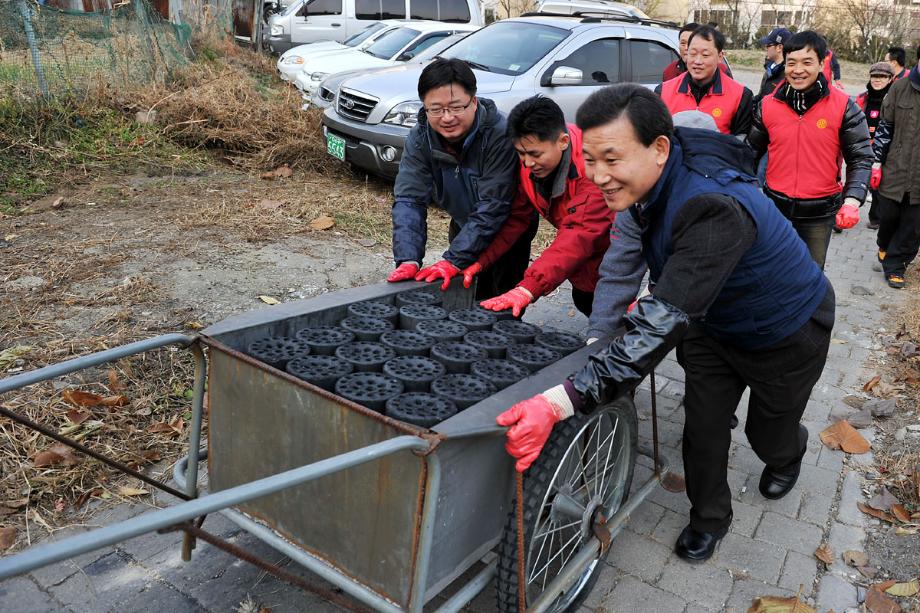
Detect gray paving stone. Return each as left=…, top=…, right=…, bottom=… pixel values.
left=740, top=475, right=803, bottom=519
left=682, top=605, right=718, bottom=613
left=723, top=578, right=794, bottom=613
left=597, top=574, right=687, bottom=613
left=624, top=500, right=666, bottom=537
left=798, top=490, right=835, bottom=527
left=656, top=556, right=733, bottom=610
left=647, top=483, right=691, bottom=515
left=29, top=526, right=116, bottom=587
left=116, top=524, right=185, bottom=563
left=713, top=533, right=785, bottom=583
left=836, top=470, right=869, bottom=527
left=578, top=563, right=620, bottom=611
left=826, top=522, right=866, bottom=576
left=106, top=581, right=207, bottom=613
left=815, top=572, right=858, bottom=613
left=754, top=512, right=823, bottom=556
left=47, top=552, right=153, bottom=613
left=0, top=575, right=61, bottom=612
left=650, top=509, right=687, bottom=548
left=778, top=550, right=819, bottom=594
left=607, top=528, right=671, bottom=584
left=816, top=446, right=845, bottom=472
left=728, top=499, right=763, bottom=538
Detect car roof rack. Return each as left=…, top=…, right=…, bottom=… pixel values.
left=519, top=10, right=679, bottom=29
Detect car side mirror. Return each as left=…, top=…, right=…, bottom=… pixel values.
left=548, top=65, right=583, bottom=86
left=397, top=51, right=415, bottom=61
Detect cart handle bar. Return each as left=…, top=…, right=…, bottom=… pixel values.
left=0, top=333, right=196, bottom=394
left=0, top=434, right=429, bottom=581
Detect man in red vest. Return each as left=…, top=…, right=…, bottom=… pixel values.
left=661, top=22, right=732, bottom=82
left=657, top=25, right=753, bottom=136
left=463, top=96, right=614, bottom=317
left=821, top=48, right=844, bottom=90
left=748, top=31, right=873, bottom=269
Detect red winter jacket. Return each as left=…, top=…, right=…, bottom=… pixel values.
left=661, top=58, right=731, bottom=82
left=659, top=70, right=747, bottom=134
left=476, top=125, right=613, bottom=297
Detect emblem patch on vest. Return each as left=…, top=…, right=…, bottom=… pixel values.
left=816, top=118, right=828, bottom=129
left=711, top=108, right=723, bottom=118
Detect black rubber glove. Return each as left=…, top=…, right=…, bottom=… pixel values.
left=569, top=295, right=691, bottom=413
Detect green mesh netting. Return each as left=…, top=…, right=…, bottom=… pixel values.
left=0, top=0, right=232, bottom=98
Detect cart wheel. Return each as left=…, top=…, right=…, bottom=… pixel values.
left=496, top=396, right=637, bottom=612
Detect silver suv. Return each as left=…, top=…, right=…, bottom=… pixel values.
left=321, top=15, right=679, bottom=178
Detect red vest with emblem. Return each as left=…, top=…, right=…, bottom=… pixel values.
left=762, top=85, right=850, bottom=199
left=659, top=71, right=745, bottom=134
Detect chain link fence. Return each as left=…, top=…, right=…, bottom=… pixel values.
left=0, top=0, right=233, bottom=99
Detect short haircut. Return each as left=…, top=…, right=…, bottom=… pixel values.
left=783, top=31, right=827, bottom=62
left=687, top=25, right=725, bottom=53
left=887, top=46, right=906, bottom=67
left=507, top=96, right=566, bottom=142
left=679, top=22, right=700, bottom=36
left=575, top=84, right=673, bottom=147
left=417, top=58, right=477, bottom=100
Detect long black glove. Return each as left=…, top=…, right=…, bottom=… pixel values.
left=569, top=295, right=690, bottom=413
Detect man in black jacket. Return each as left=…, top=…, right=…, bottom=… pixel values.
left=747, top=31, right=873, bottom=269
left=386, top=58, right=536, bottom=298
left=497, top=84, right=834, bottom=563
left=756, top=27, right=790, bottom=100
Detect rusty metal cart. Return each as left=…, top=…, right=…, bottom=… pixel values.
left=0, top=279, right=675, bottom=612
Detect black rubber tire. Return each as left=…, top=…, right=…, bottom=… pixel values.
left=495, top=397, right=638, bottom=613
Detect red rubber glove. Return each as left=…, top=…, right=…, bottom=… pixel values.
left=387, top=262, right=419, bottom=283
left=870, top=164, right=882, bottom=190
left=462, top=262, right=483, bottom=289
left=835, top=201, right=859, bottom=230
left=480, top=287, right=533, bottom=317
left=415, top=260, right=461, bottom=291
left=497, top=392, right=570, bottom=472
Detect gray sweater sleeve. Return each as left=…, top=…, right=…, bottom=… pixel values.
left=586, top=211, right=647, bottom=340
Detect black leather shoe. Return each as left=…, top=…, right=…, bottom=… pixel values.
left=759, top=425, right=808, bottom=500
left=675, top=525, right=723, bottom=562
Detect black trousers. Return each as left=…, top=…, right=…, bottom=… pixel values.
left=449, top=216, right=538, bottom=301
left=868, top=189, right=881, bottom=225
left=877, top=192, right=920, bottom=277
left=789, top=217, right=834, bottom=271
left=572, top=287, right=594, bottom=317
left=675, top=288, right=834, bottom=535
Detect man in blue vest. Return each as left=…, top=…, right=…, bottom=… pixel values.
left=496, top=84, right=834, bottom=562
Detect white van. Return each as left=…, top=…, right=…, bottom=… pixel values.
left=267, top=0, right=483, bottom=53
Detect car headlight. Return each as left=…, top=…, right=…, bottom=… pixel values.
left=282, top=56, right=304, bottom=65
left=383, top=101, right=422, bottom=127
left=270, top=24, right=283, bottom=36
left=310, top=72, right=329, bottom=82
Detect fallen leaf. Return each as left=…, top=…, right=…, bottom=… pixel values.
left=308, top=215, right=335, bottom=231
left=871, top=379, right=900, bottom=398
left=65, top=409, right=91, bottom=424
left=100, top=395, right=128, bottom=407
left=863, top=375, right=882, bottom=392
left=814, top=544, right=834, bottom=565
left=62, top=389, right=104, bottom=407
left=901, top=342, right=920, bottom=358
left=894, top=526, right=919, bottom=536
left=0, top=527, right=16, bottom=550
left=258, top=199, right=284, bottom=211
left=890, top=504, right=910, bottom=523
left=868, top=487, right=899, bottom=512
left=258, top=295, right=280, bottom=305
left=107, top=369, right=123, bottom=393
left=874, top=580, right=898, bottom=592
left=830, top=338, right=848, bottom=344
left=843, top=550, right=869, bottom=567
left=858, top=502, right=895, bottom=523
left=117, top=487, right=149, bottom=497
left=3, top=498, right=28, bottom=509
left=260, top=164, right=293, bottom=180
left=747, top=594, right=816, bottom=613
left=859, top=566, right=879, bottom=579
left=885, top=579, right=920, bottom=597
left=51, top=196, right=65, bottom=209
left=33, top=450, right=65, bottom=467
left=865, top=586, right=901, bottom=613
left=819, top=421, right=871, bottom=454
left=0, top=345, right=31, bottom=370
left=185, top=321, right=204, bottom=330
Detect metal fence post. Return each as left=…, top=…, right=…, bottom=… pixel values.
left=15, top=0, right=49, bottom=98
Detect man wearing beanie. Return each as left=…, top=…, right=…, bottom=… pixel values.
left=856, top=62, right=895, bottom=229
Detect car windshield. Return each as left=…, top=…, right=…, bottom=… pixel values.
left=344, top=22, right=385, bottom=47
left=282, top=0, right=302, bottom=16
left=413, top=33, right=467, bottom=61
left=442, top=21, right=569, bottom=75
left=363, top=27, right=421, bottom=59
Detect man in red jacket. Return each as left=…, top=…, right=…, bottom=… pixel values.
left=464, top=96, right=614, bottom=317
left=657, top=25, right=753, bottom=136
left=748, top=31, right=873, bottom=269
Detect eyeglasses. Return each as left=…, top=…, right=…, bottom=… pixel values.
left=425, top=98, right=474, bottom=118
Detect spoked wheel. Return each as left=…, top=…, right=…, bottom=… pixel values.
left=496, top=396, right=637, bottom=612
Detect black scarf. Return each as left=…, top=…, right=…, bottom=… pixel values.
left=689, top=76, right=715, bottom=104
left=785, top=73, right=827, bottom=115
left=865, top=80, right=892, bottom=101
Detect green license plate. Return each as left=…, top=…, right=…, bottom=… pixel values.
left=326, top=132, right=345, bottom=161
